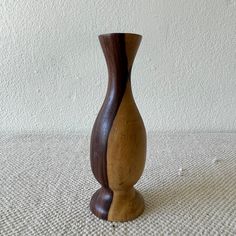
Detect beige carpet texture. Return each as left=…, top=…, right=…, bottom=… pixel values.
left=0, top=133, right=235, bottom=235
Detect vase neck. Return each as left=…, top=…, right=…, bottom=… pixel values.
left=99, top=34, right=142, bottom=79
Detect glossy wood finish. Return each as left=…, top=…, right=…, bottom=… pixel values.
left=90, top=33, right=146, bottom=221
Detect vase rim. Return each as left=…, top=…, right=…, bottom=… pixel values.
left=99, top=33, right=142, bottom=38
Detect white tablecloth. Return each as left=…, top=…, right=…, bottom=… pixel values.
left=0, top=133, right=235, bottom=235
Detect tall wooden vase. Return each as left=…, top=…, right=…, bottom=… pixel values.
left=90, top=33, right=146, bottom=222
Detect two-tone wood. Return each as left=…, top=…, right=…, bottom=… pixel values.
left=90, top=33, right=146, bottom=222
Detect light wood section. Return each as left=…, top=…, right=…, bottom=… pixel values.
left=107, top=81, right=146, bottom=191
left=107, top=188, right=144, bottom=222
left=106, top=81, right=146, bottom=221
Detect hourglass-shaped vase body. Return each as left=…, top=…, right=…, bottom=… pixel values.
left=90, top=33, right=146, bottom=222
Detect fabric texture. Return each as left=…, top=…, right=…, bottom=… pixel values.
left=0, top=133, right=235, bottom=235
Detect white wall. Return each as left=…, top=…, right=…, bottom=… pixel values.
left=0, top=0, right=235, bottom=133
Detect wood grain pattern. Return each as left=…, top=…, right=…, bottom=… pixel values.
left=90, top=33, right=129, bottom=219
left=90, top=33, right=146, bottom=221
left=90, top=187, right=113, bottom=220
left=90, top=34, right=128, bottom=187
left=107, top=81, right=146, bottom=221
left=107, top=80, right=146, bottom=192
left=107, top=188, right=144, bottom=222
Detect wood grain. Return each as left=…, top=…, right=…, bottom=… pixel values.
left=107, top=80, right=146, bottom=221
left=90, top=33, right=146, bottom=221
left=90, top=187, right=113, bottom=220
left=90, top=33, right=129, bottom=219
left=107, top=80, right=146, bottom=192
left=108, top=188, right=144, bottom=222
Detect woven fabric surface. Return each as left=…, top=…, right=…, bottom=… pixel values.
left=0, top=133, right=235, bottom=235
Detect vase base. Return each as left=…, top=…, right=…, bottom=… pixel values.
left=90, top=187, right=144, bottom=222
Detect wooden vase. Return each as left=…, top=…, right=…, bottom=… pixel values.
left=90, top=33, right=146, bottom=222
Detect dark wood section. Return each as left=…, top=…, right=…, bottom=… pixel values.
left=90, top=187, right=113, bottom=220
left=90, top=34, right=129, bottom=187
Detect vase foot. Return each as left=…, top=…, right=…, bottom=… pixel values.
left=90, top=187, right=144, bottom=222
left=90, top=187, right=113, bottom=220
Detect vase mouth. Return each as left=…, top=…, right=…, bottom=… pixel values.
left=99, top=33, right=142, bottom=38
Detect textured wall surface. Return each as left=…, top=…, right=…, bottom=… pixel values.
left=0, top=0, right=235, bottom=133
